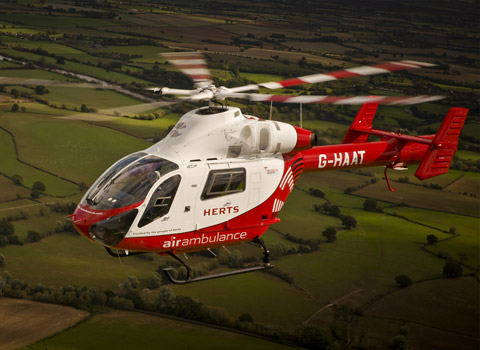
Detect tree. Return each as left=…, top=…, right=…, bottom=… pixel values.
left=32, top=181, right=46, bottom=192
left=148, top=272, right=163, bottom=289
left=0, top=253, right=6, bottom=267
left=426, top=234, right=438, bottom=245
left=11, top=103, right=19, bottom=112
left=341, top=215, right=357, bottom=229
left=11, top=174, right=23, bottom=186
left=449, top=226, right=456, bottom=234
left=296, top=325, right=332, bottom=350
left=328, top=205, right=341, bottom=217
left=390, top=334, right=407, bottom=350
left=81, top=104, right=88, bottom=112
left=322, top=227, right=337, bottom=243
left=395, top=274, right=412, bottom=288
left=443, top=260, right=462, bottom=278
left=30, top=190, right=40, bottom=199
left=238, top=312, right=253, bottom=323
left=0, top=219, right=14, bottom=236
left=309, top=188, right=325, bottom=198
left=34, top=85, right=48, bottom=95
left=157, top=286, right=176, bottom=312
left=27, top=230, right=42, bottom=242
left=363, top=198, right=377, bottom=211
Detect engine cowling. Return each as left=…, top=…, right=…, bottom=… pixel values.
left=253, top=121, right=316, bottom=154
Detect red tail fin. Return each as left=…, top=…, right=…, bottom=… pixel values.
left=342, top=103, right=378, bottom=144
left=415, top=107, right=468, bottom=180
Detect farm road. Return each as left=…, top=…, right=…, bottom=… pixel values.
left=0, top=201, right=62, bottom=212
left=303, top=288, right=363, bottom=325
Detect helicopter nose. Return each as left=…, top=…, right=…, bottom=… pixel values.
left=71, top=206, right=105, bottom=241
left=71, top=204, right=141, bottom=247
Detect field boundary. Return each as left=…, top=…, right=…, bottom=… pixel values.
left=0, top=124, right=80, bottom=188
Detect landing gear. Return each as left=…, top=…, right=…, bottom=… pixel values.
left=162, top=237, right=274, bottom=284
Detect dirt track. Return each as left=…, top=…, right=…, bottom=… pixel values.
left=0, top=298, right=89, bottom=350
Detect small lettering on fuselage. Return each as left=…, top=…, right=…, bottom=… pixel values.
left=204, top=206, right=239, bottom=216
left=162, top=231, right=247, bottom=248
left=318, top=150, right=365, bottom=168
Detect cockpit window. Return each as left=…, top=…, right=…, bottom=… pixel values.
left=86, top=152, right=146, bottom=202
left=138, top=175, right=181, bottom=228
left=83, top=155, right=178, bottom=210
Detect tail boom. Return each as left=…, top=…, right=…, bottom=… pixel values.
left=301, top=140, right=429, bottom=172
left=301, top=107, right=468, bottom=179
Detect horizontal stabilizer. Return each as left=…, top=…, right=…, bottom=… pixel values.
left=415, top=108, right=468, bottom=180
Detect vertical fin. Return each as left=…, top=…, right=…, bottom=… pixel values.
left=342, top=103, right=378, bottom=144
left=415, top=108, right=468, bottom=180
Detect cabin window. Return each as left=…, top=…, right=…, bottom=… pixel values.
left=138, top=175, right=181, bottom=228
left=202, top=168, right=246, bottom=200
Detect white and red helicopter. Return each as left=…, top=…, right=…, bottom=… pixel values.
left=70, top=52, right=468, bottom=283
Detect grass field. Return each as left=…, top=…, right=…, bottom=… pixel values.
left=0, top=68, right=80, bottom=81
left=0, top=13, right=115, bottom=28
left=175, top=271, right=321, bottom=328
left=92, top=113, right=180, bottom=139
left=0, top=124, right=79, bottom=196
left=0, top=111, right=150, bottom=184
left=96, top=45, right=169, bottom=64
left=0, top=233, right=163, bottom=289
left=23, top=310, right=292, bottom=350
left=352, top=277, right=479, bottom=350
left=381, top=206, right=480, bottom=267
left=42, top=86, right=142, bottom=110
left=273, top=207, right=449, bottom=304
left=9, top=212, right=66, bottom=242
left=353, top=181, right=480, bottom=217
left=0, top=175, right=30, bottom=201
left=0, top=298, right=89, bottom=350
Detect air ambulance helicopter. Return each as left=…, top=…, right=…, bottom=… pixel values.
left=69, top=52, right=468, bottom=284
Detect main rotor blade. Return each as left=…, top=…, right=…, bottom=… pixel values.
left=162, top=52, right=212, bottom=88
left=259, top=60, right=436, bottom=89
left=180, top=90, right=215, bottom=101
left=147, top=87, right=198, bottom=96
left=219, top=93, right=445, bottom=105
left=228, top=84, right=259, bottom=93
left=0, top=77, right=116, bottom=89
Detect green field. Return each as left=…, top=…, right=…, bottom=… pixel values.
left=0, top=175, right=31, bottom=201
left=8, top=212, right=66, bottom=241
left=43, top=86, right=142, bottom=110
left=352, top=277, right=479, bottom=350
left=383, top=206, right=480, bottom=268
left=23, top=310, right=292, bottom=350
left=0, top=111, right=150, bottom=184
left=176, top=271, right=321, bottom=327
left=0, top=124, right=79, bottom=196
left=96, top=45, right=169, bottom=63
left=273, top=207, right=449, bottom=303
left=353, top=180, right=480, bottom=217
left=0, top=233, right=163, bottom=289
left=92, top=113, right=180, bottom=139
left=0, top=13, right=115, bottom=28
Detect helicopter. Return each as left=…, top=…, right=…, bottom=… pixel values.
left=68, top=52, right=468, bottom=284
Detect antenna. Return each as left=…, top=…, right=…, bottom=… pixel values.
left=300, top=103, right=303, bottom=128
